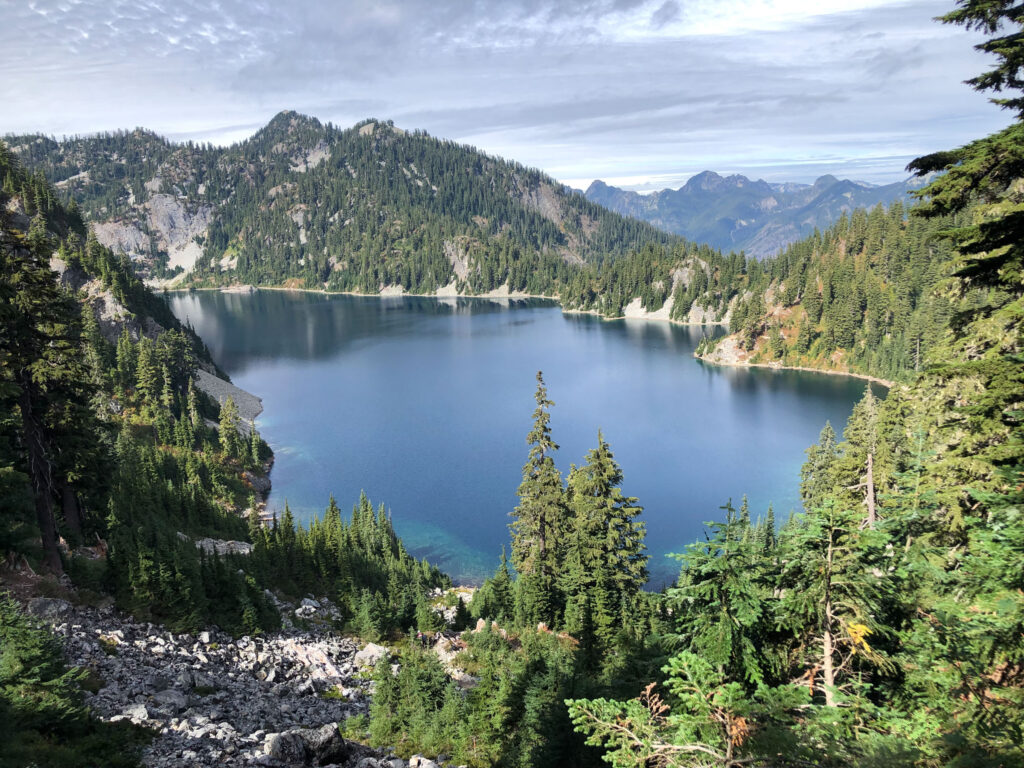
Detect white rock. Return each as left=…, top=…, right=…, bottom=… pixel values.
left=354, top=642, right=389, bottom=668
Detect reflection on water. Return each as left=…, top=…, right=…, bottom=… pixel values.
left=173, top=291, right=557, bottom=373
left=170, top=289, right=879, bottom=585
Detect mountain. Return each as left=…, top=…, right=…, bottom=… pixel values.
left=6, top=111, right=675, bottom=293
left=584, top=171, right=925, bottom=258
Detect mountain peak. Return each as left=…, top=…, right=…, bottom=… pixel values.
left=255, top=110, right=324, bottom=140
left=586, top=171, right=919, bottom=258
left=685, top=170, right=725, bottom=191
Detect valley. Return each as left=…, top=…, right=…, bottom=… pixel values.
left=1, top=3, right=1022, bottom=766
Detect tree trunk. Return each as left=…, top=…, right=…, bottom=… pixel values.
left=18, top=385, right=63, bottom=574
left=822, top=532, right=836, bottom=706
left=865, top=452, right=877, bottom=528
left=61, top=481, right=83, bottom=542
left=822, top=621, right=836, bottom=707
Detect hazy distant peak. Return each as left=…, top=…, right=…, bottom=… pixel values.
left=812, top=174, right=840, bottom=188
left=685, top=170, right=725, bottom=190
left=586, top=170, right=921, bottom=258
left=768, top=181, right=810, bottom=194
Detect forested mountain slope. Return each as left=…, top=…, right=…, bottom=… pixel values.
left=5, top=113, right=967, bottom=386
left=549, top=198, right=958, bottom=384
left=1, top=144, right=454, bottom=764
left=693, top=200, right=962, bottom=383
left=7, top=111, right=960, bottom=385
left=586, top=171, right=924, bottom=259
left=7, top=112, right=674, bottom=292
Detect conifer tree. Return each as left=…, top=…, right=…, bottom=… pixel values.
left=899, top=3, right=1024, bottom=758
left=218, top=396, right=242, bottom=459
left=563, top=431, right=648, bottom=654
left=761, top=504, right=776, bottom=551
left=249, top=420, right=262, bottom=467
left=115, top=328, right=136, bottom=392
left=471, top=547, right=515, bottom=625
left=510, top=372, right=566, bottom=627
left=800, top=421, right=838, bottom=512
left=134, top=339, right=159, bottom=410
left=777, top=499, right=892, bottom=707
left=1, top=206, right=94, bottom=573
left=670, top=500, right=774, bottom=686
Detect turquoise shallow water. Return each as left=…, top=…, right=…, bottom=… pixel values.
left=170, top=290, right=882, bottom=585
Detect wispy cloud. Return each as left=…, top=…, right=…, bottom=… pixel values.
left=0, top=0, right=1011, bottom=188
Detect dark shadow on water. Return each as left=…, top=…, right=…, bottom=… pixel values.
left=170, top=290, right=558, bottom=373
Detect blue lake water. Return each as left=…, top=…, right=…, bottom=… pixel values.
left=169, top=290, right=882, bottom=585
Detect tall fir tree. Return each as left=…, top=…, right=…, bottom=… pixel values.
left=510, top=372, right=567, bottom=628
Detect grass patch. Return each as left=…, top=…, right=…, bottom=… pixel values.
left=339, top=714, right=368, bottom=743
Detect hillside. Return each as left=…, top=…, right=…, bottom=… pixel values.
left=690, top=200, right=959, bottom=383
left=1, top=143, right=457, bottom=766
left=3, top=116, right=965, bottom=385
left=7, top=112, right=675, bottom=293
left=4, top=2, right=1023, bottom=766
left=585, top=171, right=923, bottom=258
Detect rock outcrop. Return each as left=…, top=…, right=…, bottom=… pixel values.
left=38, top=602, right=426, bottom=767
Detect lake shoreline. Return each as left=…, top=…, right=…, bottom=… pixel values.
left=172, top=283, right=894, bottom=387
left=172, top=284, right=897, bottom=387
left=168, top=283, right=730, bottom=326
left=695, top=356, right=895, bottom=389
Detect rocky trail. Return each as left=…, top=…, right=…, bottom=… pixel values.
left=25, top=597, right=448, bottom=768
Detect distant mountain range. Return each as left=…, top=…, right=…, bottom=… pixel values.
left=584, top=171, right=926, bottom=258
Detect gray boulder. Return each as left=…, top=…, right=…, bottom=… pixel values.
left=243, top=470, right=272, bottom=495
left=26, top=597, right=72, bottom=619
left=121, top=703, right=150, bottom=722
left=195, top=537, right=253, bottom=556
left=266, top=725, right=351, bottom=766
left=152, top=688, right=188, bottom=713
left=299, top=723, right=350, bottom=765
left=266, top=731, right=307, bottom=764
left=354, top=642, right=388, bottom=668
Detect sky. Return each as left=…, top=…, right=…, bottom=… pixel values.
left=0, top=0, right=1012, bottom=191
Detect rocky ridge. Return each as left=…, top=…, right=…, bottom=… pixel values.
left=585, top=172, right=923, bottom=259
left=8, top=111, right=674, bottom=290
left=26, top=597, right=449, bottom=768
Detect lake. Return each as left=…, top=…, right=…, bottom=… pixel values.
left=169, top=290, right=882, bottom=585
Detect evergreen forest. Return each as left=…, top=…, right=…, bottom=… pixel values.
left=1, top=1, right=1022, bottom=767
left=8, top=117, right=974, bottom=385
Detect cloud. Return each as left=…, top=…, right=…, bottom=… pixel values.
left=0, top=0, right=1011, bottom=188
left=651, top=1, right=681, bottom=28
